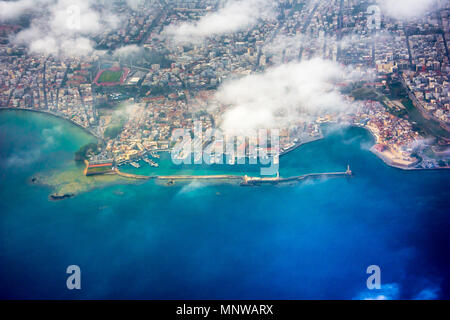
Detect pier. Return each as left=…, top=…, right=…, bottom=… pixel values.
left=157, top=175, right=242, bottom=181
left=241, top=165, right=353, bottom=186
left=114, top=168, right=242, bottom=181
left=114, top=168, right=155, bottom=180
left=112, top=166, right=353, bottom=186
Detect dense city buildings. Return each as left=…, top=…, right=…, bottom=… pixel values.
left=1, top=0, right=449, bottom=170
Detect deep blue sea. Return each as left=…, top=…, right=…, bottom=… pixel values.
left=0, top=110, right=449, bottom=300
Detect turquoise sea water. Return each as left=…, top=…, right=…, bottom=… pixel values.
left=0, top=110, right=449, bottom=299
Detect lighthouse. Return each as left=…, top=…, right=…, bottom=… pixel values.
left=346, top=165, right=352, bottom=176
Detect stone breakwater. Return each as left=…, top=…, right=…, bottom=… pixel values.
left=113, top=167, right=353, bottom=186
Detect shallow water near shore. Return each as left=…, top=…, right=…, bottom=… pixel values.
left=0, top=110, right=449, bottom=299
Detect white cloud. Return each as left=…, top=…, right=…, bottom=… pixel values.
left=263, top=34, right=305, bottom=58
left=125, top=0, right=144, bottom=11
left=0, top=0, right=42, bottom=21
left=113, top=44, right=144, bottom=58
left=6, top=0, right=132, bottom=57
left=28, top=36, right=59, bottom=55
left=60, top=37, right=97, bottom=56
left=49, top=0, right=103, bottom=36
left=354, top=281, right=441, bottom=300
left=354, top=283, right=401, bottom=300
left=5, top=125, right=62, bottom=167
left=177, top=180, right=207, bottom=196
left=414, top=286, right=440, bottom=300
left=378, top=0, right=437, bottom=20
left=213, top=58, right=361, bottom=131
left=164, top=0, right=275, bottom=43
left=5, top=148, right=41, bottom=167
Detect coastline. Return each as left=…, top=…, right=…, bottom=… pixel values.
left=0, top=107, right=102, bottom=140
left=370, top=146, right=419, bottom=171
left=30, top=165, right=140, bottom=201
left=370, top=146, right=450, bottom=171
left=278, top=124, right=442, bottom=172
left=279, top=133, right=324, bottom=157
left=351, top=123, right=433, bottom=171
left=1, top=108, right=448, bottom=176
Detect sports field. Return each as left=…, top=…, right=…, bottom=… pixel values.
left=97, top=70, right=124, bottom=83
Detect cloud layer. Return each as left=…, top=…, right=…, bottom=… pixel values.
left=379, top=0, right=437, bottom=20
left=3, top=0, right=123, bottom=56
left=354, top=282, right=441, bottom=300
left=354, top=283, right=401, bottom=300
left=214, top=58, right=361, bottom=131
left=164, top=0, right=275, bottom=43
left=0, top=0, right=38, bottom=21
left=113, top=44, right=144, bottom=58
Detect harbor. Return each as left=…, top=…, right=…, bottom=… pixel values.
left=112, top=166, right=353, bottom=186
